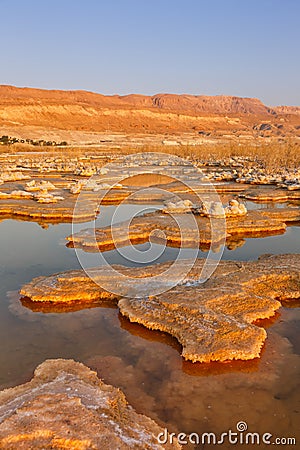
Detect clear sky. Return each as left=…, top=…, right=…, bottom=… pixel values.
left=0, top=0, right=299, bottom=105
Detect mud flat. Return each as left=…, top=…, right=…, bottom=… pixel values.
left=0, top=359, right=178, bottom=449
left=20, top=254, right=300, bottom=363
left=67, top=208, right=300, bottom=251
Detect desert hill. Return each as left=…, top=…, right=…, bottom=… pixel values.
left=0, top=85, right=275, bottom=114
left=274, top=105, right=300, bottom=115
left=0, top=85, right=299, bottom=143
left=121, top=93, right=274, bottom=115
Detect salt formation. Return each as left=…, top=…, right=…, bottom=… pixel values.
left=0, top=171, right=30, bottom=182
left=242, top=188, right=300, bottom=202
left=286, top=183, right=300, bottom=191
left=33, top=190, right=64, bottom=204
left=69, top=181, right=84, bottom=194
left=155, top=199, right=246, bottom=217
left=224, top=199, right=247, bottom=216
left=162, top=199, right=194, bottom=213
left=20, top=254, right=300, bottom=363
left=0, top=359, right=179, bottom=449
left=67, top=207, right=300, bottom=252
left=25, top=180, right=56, bottom=191
left=202, top=157, right=300, bottom=188
left=199, top=201, right=225, bottom=217
left=8, top=190, right=33, bottom=199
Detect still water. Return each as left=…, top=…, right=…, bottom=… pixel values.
left=0, top=204, right=299, bottom=447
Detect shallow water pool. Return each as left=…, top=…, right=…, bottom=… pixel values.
left=0, top=205, right=299, bottom=447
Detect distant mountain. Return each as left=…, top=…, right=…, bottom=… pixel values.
left=121, top=93, right=275, bottom=115
left=0, top=85, right=278, bottom=114
left=274, top=106, right=300, bottom=115
left=0, top=85, right=299, bottom=139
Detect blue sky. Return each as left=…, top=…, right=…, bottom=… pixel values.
left=0, top=0, right=299, bottom=105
